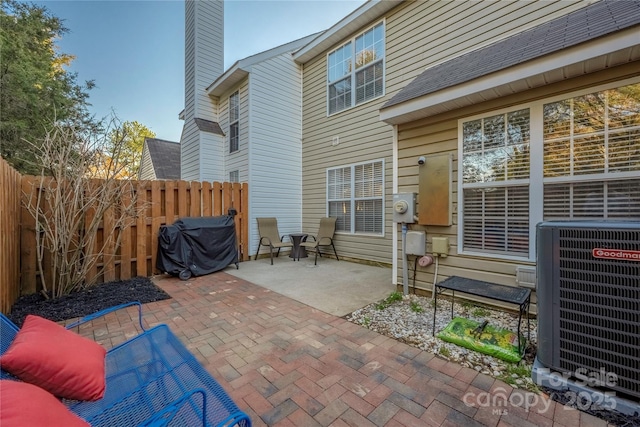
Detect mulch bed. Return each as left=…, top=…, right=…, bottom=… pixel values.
left=8, top=277, right=171, bottom=327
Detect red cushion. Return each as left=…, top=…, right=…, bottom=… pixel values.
left=0, top=315, right=106, bottom=401
left=0, top=380, right=90, bottom=426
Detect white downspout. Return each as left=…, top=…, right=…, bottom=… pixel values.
left=391, top=124, right=398, bottom=286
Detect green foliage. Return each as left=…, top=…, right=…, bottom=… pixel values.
left=499, top=363, right=538, bottom=392
left=106, top=121, right=156, bottom=179
left=410, top=301, right=424, bottom=313
left=438, top=346, right=451, bottom=358
left=0, top=0, right=96, bottom=174
left=376, top=291, right=403, bottom=310
left=472, top=307, right=491, bottom=317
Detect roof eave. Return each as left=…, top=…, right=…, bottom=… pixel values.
left=380, top=29, right=640, bottom=125
left=206, top=63, right=249, bottom=98
left=293, top=0, right=403, bottom=64
left=207, top=33, right=318, bottom=98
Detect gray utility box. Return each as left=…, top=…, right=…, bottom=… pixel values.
left=533, top=221, right=640, bottom=415
left=393, top=193, right=416, bottom=223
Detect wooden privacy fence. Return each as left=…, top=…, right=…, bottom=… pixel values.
left=0, top=159, right=22, bottom=314
left=0, top=157, right=249, bottom=313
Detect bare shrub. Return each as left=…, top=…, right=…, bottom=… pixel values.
left=23, top=117, right=145, bottom=298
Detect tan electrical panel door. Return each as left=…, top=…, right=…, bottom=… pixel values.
left=418, top=153, right=452, bottom=226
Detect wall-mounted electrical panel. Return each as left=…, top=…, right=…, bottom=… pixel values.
left=418, top=153, right=453, bottom=226
left=393, top=193, right=416, bottom=223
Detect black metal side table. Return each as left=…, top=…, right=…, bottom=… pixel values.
left=289, top=233, right=308, bottom=261
left=432, top=276, right=531, bottom=354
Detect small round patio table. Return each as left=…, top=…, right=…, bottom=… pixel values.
left=289, top=233, right=308, bottom=261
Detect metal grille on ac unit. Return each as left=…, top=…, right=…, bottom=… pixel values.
left=534, top=221, right=640, bottom=415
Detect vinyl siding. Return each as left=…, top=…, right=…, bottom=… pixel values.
left=302, top=20, right=395, bottom=265
left=199, top=132, right=225, bottom=182
left=301, top=0, right=593, bottom=265
left=180, top=0, right=223, bottom=181
left=395, top=65, right=640, bottom=301
left=225, top=81, right=249, bottom=181
left=193, top=0, right=223, bottom=119
left=138, top=143, right=156, bottom=180
left=180, top=119, right=200, bottom=180
left=383, top=0, right=591, bottom=98
left=181, top=0, right=198, bottom=180
left=249, top=54, right=304, bottom=256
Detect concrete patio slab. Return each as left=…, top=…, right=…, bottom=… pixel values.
left=223, top=257, right=395, bottom=317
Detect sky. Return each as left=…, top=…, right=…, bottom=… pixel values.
left=36, top=0, right=367, bottom=142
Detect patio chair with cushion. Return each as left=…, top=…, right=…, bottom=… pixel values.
left=301, top=217, right=339, bottom=265
left=255, top=217, right=293, bottom=265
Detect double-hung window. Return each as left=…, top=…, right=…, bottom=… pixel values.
left=327, top=160, right=384, bottom=235
left=327, top=22, right=384, bottom=115
left=229, top=91, right=239, bottom=153
left=459, top=81, right=640, bottom=260
left=461, top=109, right=531, bottom=257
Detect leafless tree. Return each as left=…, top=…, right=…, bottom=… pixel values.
left=23, top=116, right=144, bottom=298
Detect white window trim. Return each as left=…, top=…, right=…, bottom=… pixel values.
left=327, top=158, right=385, bottom=237
left=229, top=91, right=239, bottom=154
left=457, top=76, right=640, bottom=262
left=326, top=19, right=386, bottom=117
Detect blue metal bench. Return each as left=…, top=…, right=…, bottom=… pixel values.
left=1, top=303, right=251, bottom=427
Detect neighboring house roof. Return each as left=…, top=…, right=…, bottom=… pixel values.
left=144, top=138, right=181, bottom=180
left=207, top=33, right=320, bottom=98
left=194, top=118, right=224, bottom=135
left=293, top=0, right=402, bottom=64
left=381, top=0, right=640, bottom=123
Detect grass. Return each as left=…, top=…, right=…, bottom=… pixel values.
left=472, top=307, right=491, bottom=317
left=410, top=301, right=424, bottom=313
left=438, top=346, right=451, bottom=358
left=376, top=291, right=403, bottom=310
left=498, top=363, right=538, bottom=392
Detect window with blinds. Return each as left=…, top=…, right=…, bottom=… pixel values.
left=229, top=91, right=239, bottom=153
left=327, top=22, right=384, bottom=115
left=327, top=160, right=384, bottom=235
left=461, top=109, right=530, bottom=257
left=459, top=81, right=640, bottom=260
left=543, top=84, right=640, bottom=220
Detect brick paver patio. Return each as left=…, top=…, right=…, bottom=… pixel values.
left=79, top=272, right=608, bottom=426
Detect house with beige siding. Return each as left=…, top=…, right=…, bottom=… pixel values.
left=293, top=0, right=640, bottom=290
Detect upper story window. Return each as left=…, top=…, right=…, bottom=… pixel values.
left=327, top=160, right=384, bottom=235
left=229, top=91, right=239, bottom=153
left=458, top=81, right=640, bottom=261
left=327, top=22, right=385, bottom=115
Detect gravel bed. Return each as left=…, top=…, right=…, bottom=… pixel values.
left=346, top=293, right=539, bottom=391
left=347, top=293, right=640, bottom=427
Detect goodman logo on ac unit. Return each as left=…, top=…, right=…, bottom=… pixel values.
left=592, top=248, right=640, bottom=261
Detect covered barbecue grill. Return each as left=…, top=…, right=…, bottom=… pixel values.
left=157, top=216, right=239, bottom=280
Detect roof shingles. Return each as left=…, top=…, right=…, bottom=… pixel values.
left=145, top=138, right=181, bottom=180
left=382, top=0, right=640, bottom=110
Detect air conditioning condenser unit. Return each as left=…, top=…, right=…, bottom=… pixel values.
left=532, top=221, right=640, bottom=416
